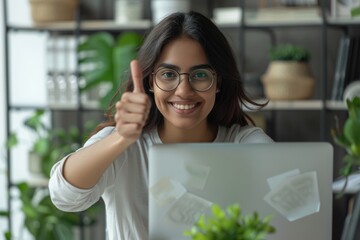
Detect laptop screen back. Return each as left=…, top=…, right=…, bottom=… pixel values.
left=148, top=142, right=333, bottom=240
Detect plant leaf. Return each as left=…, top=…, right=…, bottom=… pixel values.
left=24, top=109, right=45, bottom=132
left=34, top=138, right=51, bottom=156
left=344, top=119, right=360, bottom=147
left=77, top=31, right=142, bottom=108
left=0, top=210, right=9, bottom=217
left=6, top=132, right=18, bottom=149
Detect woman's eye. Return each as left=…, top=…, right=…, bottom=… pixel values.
left=193, top=71, right=209, bottom=79
left=161, top=71, right=177, bottom=79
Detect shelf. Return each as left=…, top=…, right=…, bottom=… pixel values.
left=264, top=100, right=323, bottom=110
left=7, top=20, right=152, bottom=33
left=326, top=16, right=360, bottom=26
left=246, top=18, right=322, bottom=27
left=326, top=100, right=347, bottom=110
left=215, top=18, right=322, bottom=29
left=8, top=101, right=102, bottom=111
left=246, top=100, right=348, bottom=111
left=214, top=6, right=323, bottom=28
left=48, top=101, right=102, bottom=111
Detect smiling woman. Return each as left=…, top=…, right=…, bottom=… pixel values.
left=48, top=11, right=273, bottom=240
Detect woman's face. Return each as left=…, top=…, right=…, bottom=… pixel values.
left=151, top=36, right=218, bottom=132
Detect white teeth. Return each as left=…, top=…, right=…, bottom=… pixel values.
left=173, top=103, right=196, bottom=110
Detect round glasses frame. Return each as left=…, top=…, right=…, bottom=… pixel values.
left=152, top=67, right=217, bottom=92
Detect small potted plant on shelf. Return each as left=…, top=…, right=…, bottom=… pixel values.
left=184, top=203, right=275, bottom=240
left=261, top=44, right=315, bottom=100
left=77, top=31, right=143, bottom=110
left=331, top=96, right=360, bottom=194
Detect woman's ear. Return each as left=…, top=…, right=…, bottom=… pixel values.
left=149, top=77, right=154, bottom=92
left=216, top=76, right=221, bottom=93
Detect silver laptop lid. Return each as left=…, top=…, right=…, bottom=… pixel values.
left=148, top=142, right=333, bottom=240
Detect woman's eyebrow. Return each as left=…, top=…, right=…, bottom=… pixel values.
left=157, top=63, right=180, bottom=71
left=157, top=63, right=213, bottom=71
left=189, top=64, right=213, bottom=71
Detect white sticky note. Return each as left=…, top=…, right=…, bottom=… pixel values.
left=150, top=177, right=187, bottom=206
left=167, top=192, right=213, bottom=226
left=264, top=171, right=320, bottom=221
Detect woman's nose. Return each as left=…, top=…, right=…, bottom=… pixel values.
left=175, top=75, right=195, bottom=95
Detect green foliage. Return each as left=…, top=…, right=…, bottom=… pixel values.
left=16, top=182, right=102, bottom=240
left=331, top=96, right=360, bottom=191
left=351, top=6, right=360, bottom=17
left=5, top=109, right=100, bottom=239
left=0, top=210, right=9, bottom=217
left=4, top=231, right=11, bottom=240
left=184, top=204, right=275, bottom=240
left=8, top=109, right=95, bottom=178
left=77, top=31, right=143, bottom=109
left=0, top=209, right=11, bottom=239
left=269, top=44, right=310, bottom=62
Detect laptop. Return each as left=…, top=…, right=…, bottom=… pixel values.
left=148, top=142, right=333, bottom=240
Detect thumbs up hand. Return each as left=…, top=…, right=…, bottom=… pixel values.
left=114, top=60, right=151, bottom=143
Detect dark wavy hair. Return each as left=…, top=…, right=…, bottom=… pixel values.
left=92, top=11, right=267, bottom=134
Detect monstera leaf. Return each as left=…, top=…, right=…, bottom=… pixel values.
left=77, top=32, right=143, bottom=109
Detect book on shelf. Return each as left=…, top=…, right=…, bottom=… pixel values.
left=331, top=36, right=360, bottom=101
left=349, top=37, right=360, bottom=82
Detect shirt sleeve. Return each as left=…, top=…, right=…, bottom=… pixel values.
left=48, top=127, right=117, bottom=212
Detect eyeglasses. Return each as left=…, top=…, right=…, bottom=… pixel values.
left=152, top=67, right=216, bottom=92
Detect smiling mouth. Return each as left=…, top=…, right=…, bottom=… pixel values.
left=172, top=103, right=197, bottom=110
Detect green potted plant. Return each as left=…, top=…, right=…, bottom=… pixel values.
left=14, top=181, right=101, bottom=240
left=6, top=109, right=101, bottom=240
left=261, top=44, right=315, bottom=100
left=331, top=96, right=360, bottom=193
left=77, top=31, right=143, bottom=109
left=184, top=203, right=275, bottom=240
left=7, top=109, right=95, bottom=180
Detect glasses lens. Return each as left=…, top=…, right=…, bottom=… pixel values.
left=155, top=68, right=179, bottom=91
left=189, top=69, right=214, bottom=91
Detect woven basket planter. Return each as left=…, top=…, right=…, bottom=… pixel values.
left=29, top=0, right=79, bottom=23
left=261, top=61, right=315, bottom=100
